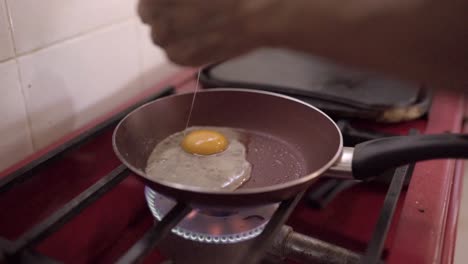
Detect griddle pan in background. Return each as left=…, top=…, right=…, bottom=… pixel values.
left=200, top=48, right=432, bottom=122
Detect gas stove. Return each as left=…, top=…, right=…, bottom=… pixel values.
left=0, top=69, right=465, bottom=264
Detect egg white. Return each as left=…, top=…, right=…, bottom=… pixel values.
left=146, top=126, right=252, bottom=190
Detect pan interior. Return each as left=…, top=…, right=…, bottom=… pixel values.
left=240, top=128, right=307, bottom=188
left=113, top=89, right=342, bottom=192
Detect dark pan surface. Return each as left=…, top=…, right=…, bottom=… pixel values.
left=239, top=130, right=307, bottom=189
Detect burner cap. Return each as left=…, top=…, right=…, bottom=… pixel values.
left=145, top=187, right=278, bottom=244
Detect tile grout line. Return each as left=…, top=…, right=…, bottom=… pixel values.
left=0, top=16, right=134, bottom=64
left=0, top=57, right=13, bottom=64
left=3, top=0, right=37, bottom=150
left=454, top=163, right=468, bottom=264
left=14, top=17, right=136, bottom=59
left=133, top=19, right=146, bottom=91
left=2, top=4, right=137, bottom=151
left=0, top=0, right=14, bottom=63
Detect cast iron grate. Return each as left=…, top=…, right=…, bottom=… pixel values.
left=0, top=84, right=414, bottom=264
left=0, top=86, right=175, bottom=264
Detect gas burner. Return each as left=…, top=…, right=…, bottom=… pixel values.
left=145, top=187, right=279, bottom=244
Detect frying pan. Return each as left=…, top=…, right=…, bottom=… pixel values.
left=113, top=89, right=468, bottom=207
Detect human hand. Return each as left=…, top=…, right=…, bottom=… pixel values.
left=138, top=0, right=288, bottom=66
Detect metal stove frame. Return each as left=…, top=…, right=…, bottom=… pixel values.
left=0, top=70, right=464, bottom=264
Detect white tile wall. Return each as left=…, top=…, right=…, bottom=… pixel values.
left=0, top=0, right=14, bottom=61
left=0, top=60, right=34, bottom=171
left=0, top=1, right=176, bottom=169
left=137, top=23, right=180, bottom=89
left=18, top=21, right=143, bottom=149
left=7, top=0, right=137, bottom=54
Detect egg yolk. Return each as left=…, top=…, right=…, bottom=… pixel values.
left=181, top=130, right=229, bottom=155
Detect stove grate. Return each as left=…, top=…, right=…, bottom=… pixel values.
left=0, top=87, right=175, bottom=264
left=0, top=83, right=415, bottom=264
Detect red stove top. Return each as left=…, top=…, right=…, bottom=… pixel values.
left=0, top=69, right=465, bottom=264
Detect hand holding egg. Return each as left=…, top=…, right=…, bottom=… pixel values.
left=137, top=0, right=288, bottom=66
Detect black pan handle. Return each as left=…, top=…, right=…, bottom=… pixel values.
left=352, top=133, right=468, bottom=180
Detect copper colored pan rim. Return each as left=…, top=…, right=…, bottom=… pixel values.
left=112, top=88, right=344, bottom=196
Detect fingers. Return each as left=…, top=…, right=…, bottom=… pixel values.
left=139, top=0, right=207, bottom=24
left=165, top=38, right=224, bottom=66
left=138, top=0, right=155, bottom=23
left=139, top=0, right=244, bottom=48
left=137, top=0, right=260, bottom=66
left=138, top=0, right=175, bottom=24
left=164, top=33, right=253, bottom=66
left=149, top=7, right=229, bottom=47
left=149, top=17, right=173, bottom=46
